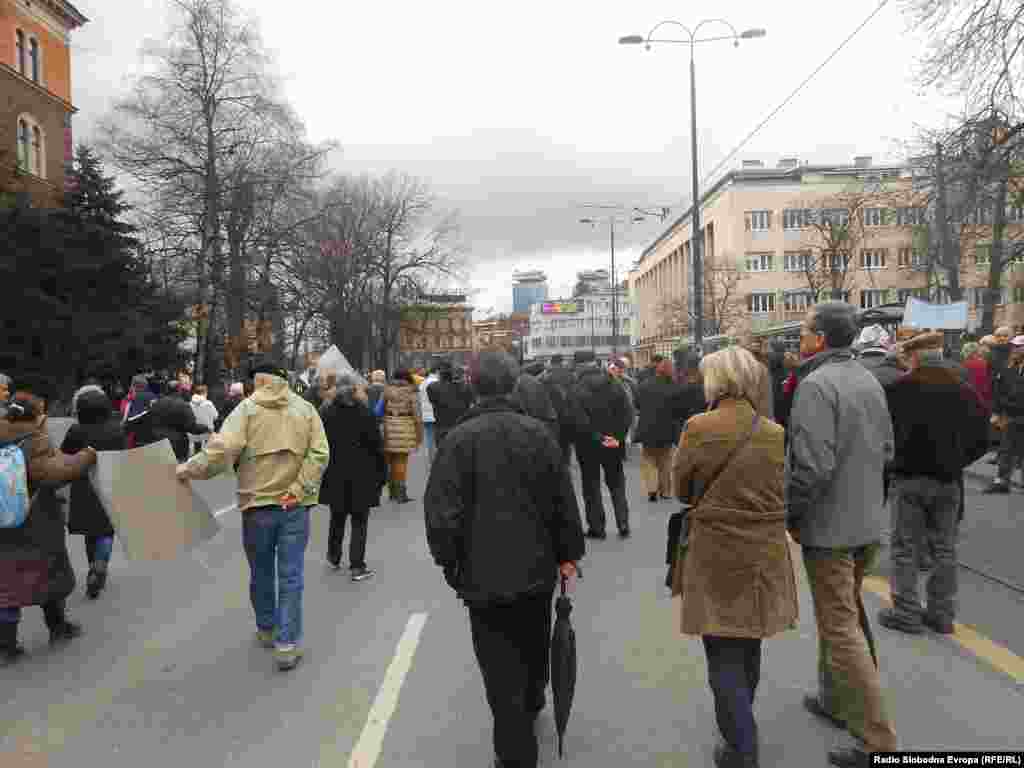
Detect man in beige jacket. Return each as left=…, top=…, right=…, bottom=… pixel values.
left=178, top=360, right=329, bottom=671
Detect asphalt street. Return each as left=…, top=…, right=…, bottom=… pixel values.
left=1, top=449, right=1021, bottom=767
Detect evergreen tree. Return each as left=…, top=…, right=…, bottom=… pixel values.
left=0, top=146, right=185, bottom=393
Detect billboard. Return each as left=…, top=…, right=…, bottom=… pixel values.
left=541, top=301, right=580, bottom=314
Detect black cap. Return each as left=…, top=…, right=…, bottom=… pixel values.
left=249, top=358, right=289, bottom=380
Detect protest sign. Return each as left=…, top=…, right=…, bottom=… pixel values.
left=91, top=439, right=220, bottom=560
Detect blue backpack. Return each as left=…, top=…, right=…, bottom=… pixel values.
left=0, top=440, right=31, bottom=528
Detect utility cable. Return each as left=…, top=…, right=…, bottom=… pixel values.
left=697, top=0, right=893, bottom=193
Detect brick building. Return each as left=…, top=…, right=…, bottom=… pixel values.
left=0, top=0, right=87, bottom=207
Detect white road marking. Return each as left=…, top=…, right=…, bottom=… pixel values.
left=347, top=612, right=429, bottom=768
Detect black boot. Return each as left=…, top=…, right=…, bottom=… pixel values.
left=86, top=561, right=108, bottom=600
left=44, top=601, right=82, bottom=646
left=0, top=621, right=25, bottom=665
left=397, top=482, right=412, bottom=504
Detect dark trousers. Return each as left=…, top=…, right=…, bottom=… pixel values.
left=576, top=441, right=628, bottom=534
left=558, top=429, right=574, bottom=469
left=468, top=591, right=553, bottom=768
left=327, top=501, right=369, bottom=569
left=702, top=636, right=762, bottom=759
left=996, top=421, right=1024, bottom=485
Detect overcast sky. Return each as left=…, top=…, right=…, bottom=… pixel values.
left=70, top=0, right=961, bottom=315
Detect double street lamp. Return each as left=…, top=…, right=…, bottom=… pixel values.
left=619, top=20, right=765, bottom=352
left=580, top=213, right=646, bottom=356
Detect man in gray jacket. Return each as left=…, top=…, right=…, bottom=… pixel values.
left=786, top=302, right=897, bottom=768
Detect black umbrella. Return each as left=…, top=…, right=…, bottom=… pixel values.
left=550, top=572, right=577, bottom=759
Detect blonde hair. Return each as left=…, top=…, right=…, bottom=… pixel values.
left=700, top=346, right=765, bottom=405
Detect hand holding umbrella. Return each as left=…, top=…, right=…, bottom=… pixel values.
left=551, top=563, right=580, bottom=759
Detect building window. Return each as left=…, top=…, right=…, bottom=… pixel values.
left=820, top=208, right=849, bottom=227
left=29, top=37, right=39, bottom=82
left=783, top=291, right=813, bottom=312
left=824, top=251, right=849, bottom=272
left=747, top=293, right=775, bottom=314
left=896, top=207, right=925, bottom=226
left=860, top=289, right=887, bottom=309
left=1007, top=207, right=1024, bottom=223
left=860, top=249, right=887, bottom=269
left=745, top=252, right=773, bottom=272
left=975, top=245, right=991, bottom=265
left=16, top=29, right=25, bottom=75
left=746, top=210, right=772, bottom=231
left=863, top=208, right=886, bottom=227
left=898, top=248, right=912, bottom=267
left=1014, top=286, right=1024, bottom=303
left=31, top=126, right=41, bottom=174
left=784, top=251, right=810, bottom=272
left=783, top=209, right=812, bottom=229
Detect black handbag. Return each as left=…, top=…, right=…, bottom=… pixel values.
left=665, top=412, right=760, bottom=587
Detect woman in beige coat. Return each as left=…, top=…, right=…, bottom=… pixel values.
left=671, top=346, right=798, bottom=768
left=382, top=369, right=423, bottom=503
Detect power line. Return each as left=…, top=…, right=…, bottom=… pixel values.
left=697, top=0, right=893, bottom=191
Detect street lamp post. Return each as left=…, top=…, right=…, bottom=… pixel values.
left=620, top=21, right=765, bottom=353
left=580, top=214, right=646, bottom=357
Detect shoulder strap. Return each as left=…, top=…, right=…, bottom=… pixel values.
left=692, top=412, right=760, bottom=508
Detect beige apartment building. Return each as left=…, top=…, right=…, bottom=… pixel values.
left=628, top=156, right=1024, bottom=366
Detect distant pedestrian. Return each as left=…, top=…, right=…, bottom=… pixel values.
left=514, top=362, right=559, bottom=439
left=572, top=350, right=634, bottom=539
left=382, top=370, right=423, bottom=504
left=425, top=350, right=584, bottom=768
left=419, top=367, right=439, bottom=463
left=61, top=389, right=126, bottom=599
left=189, top=384, right=219, bottom=455
left=635, top=359, right=690, bottom=502
left=320, top=375, right=388, bottom=581
left=786, top=302, right=897, bottom=766
left=961, top=342, right=993, bottom=413
left=879, top=332, right=988, bottom=636
left=671, top=346, right=799, bottom=768
left=539, top=354, right=577, bottom=467
left=177, top=359, right=329, bottom=671
left=984, top=335, right=1024, bottom=493
left=426, top=360, right=473, bottom=446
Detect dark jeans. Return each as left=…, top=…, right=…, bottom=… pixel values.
left=328, top=502, right=369, bottom=570
left=996, top=421, right=1024, bottom=485
left=890, top=476, right=959, bottom=626
left=468, top=590, right=553, bottom=768
left=576, top=441, right=628, bottom=534
left=702, top=636, right=762, bottom=759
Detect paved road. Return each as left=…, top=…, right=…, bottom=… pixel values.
left=1, top=449, right=1021, bottom=767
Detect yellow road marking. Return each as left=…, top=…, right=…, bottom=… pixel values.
left=862, top=575, right=1024, bottom=684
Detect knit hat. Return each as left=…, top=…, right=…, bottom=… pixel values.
left=855, top=324, right=891, bottom=351
left=1011, top=335, right=1024, bottom=347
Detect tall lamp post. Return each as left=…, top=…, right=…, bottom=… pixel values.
left=620, top=20, right=765, bottom=353
left=580, top=213, right=646, bottom=356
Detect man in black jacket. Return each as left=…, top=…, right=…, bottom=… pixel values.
left=539, top=354, right=577, bottom=467
left=985, top=335, right=1024, bottom=493
left=426, top=360, right=473, bottom=446
left=514, top=362, right=559, bottom=439
left=879, top=332, right=989, bottom=636
left=572, top=350, right=635, bottom=539
left=425, top=351, right=584, bottom=768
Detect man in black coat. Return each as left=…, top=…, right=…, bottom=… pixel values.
left=571, top=350, right=635, bottom=539
left=539, top=354, right=577, bottom=467
left=985, top=335, right=1024, bottom=493
left=128, top=381, right=210, bottom=462
left=426, top=360, right=473, bottom=446
left=514, top=362, right=559, bottom=440
left=425, top=351, right=584, bottom=768
left=635, top=359, right=697, bottom=502
left=879, top=332, right=989, bottom=636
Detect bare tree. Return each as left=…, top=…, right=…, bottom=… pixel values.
left=656, top=259, right=744, bottom=341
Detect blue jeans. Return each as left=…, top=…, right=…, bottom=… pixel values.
left=424, top=422, right=436, bottom=463
left=86, top=535, right=114, bottom=564
left=241, top=505, right=311, bottom=648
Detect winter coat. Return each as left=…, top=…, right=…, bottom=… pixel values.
left=886, top=366, right=989, bottom=484
left=427, top=378, right=473, bottom=442
left=418, top=375, right=438, bottom=424
left=131, top=395, right=209, bottom=462
left=61, top=391, right=126, bottom=537
left=786, top=348, right=894, bottom=548
left=539, top=365, right=577, bottom=432
left=635, top=376, right=697, bottom=449
left=993, top=362, right=1024, bottom=420
left=572, top=364, right=634, bottom=445
left=671, top=399, right=799, bottom=638
left=424, top=396, right=585, bottom=604
left=858, top=350, right=907, bottom=391
left=367, top=383, right=386, bottom=415
left=963, top=357, right=993, bottom=413
left=382, top=383, right=423, bottom=454
left=319, top=398, right=388, bottom=510
left=513, top=374, right=559, bottom=437
left=190, top=395, right=219, bottom=432
left=0, top=416, right=93, bottom=608
left=178, top=374, right=329, bottom=512
left=751, top=359, right=775, bottom=421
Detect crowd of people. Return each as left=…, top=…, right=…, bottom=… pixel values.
left=1, top=302, right=1016, bottom=767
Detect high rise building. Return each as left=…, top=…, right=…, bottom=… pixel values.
left=512, top=269, right=548, bottom=314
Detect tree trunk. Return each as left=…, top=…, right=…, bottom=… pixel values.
left=934, top=142, right=963, bottom=302
left=984, top=177, right=1009, bottom=334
